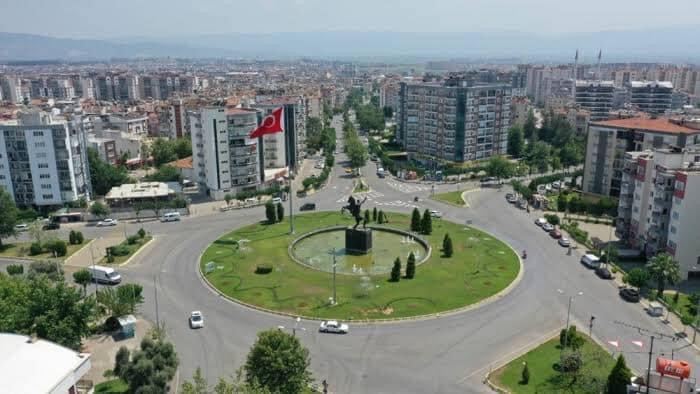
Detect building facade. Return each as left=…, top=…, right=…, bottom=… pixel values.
left=190, top=107, right=261, bottom=200
left=627, top=81, right=673, bottom=115
left=575, top=80, right=614, bottom=121
left=0, top=111, right=90, bottom=207
left=397, top=81, right=512, bottom=162
left=583, top=117, right=700, bottom=197
left=255, top=97, right=307, bottom=172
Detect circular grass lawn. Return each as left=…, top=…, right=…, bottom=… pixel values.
left=200, top=211, right=520, bottom=320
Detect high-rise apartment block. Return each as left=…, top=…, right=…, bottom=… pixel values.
left=190, top=107, right=261, bottom=200
left=255, top=97, right=307, bottom=171
left=575, top=80, right=614, bottom=121
left=627, top=81, right=673, bottom=115
left=0, top=111, right=90, bottom=207
left=583, top=116, right=700, bottom=197
left=397, top=80, right=512, bottom=162
left=616, top=147, right=700, bottom=278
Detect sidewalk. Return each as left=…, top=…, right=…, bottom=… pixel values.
left=65, top=228, right=123, bottom=267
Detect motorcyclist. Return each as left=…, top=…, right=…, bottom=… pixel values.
left=522, top=250, right=527, bottom=259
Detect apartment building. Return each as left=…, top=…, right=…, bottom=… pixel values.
left=510, top=97, right=530, bottom=128
left=617, top=147, right=700, bottom=278
left=190, top=107, right=261, bottom=200
left=627, top=81, right=673, bottom=115
left=583, top=116, right=700, bottom=197
left=575, top=80, right=614, bottom=121
left=255, top=96, right=306, bottom=172
left=167, top=99, right=187, bottom=139
left=93, top=114, right=149, bottom=135
left=0, top=111, right=90, bottom=207
left=397, top=80, right=512, bottom=162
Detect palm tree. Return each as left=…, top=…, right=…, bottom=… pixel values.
left=646, top=253, right=681, bottom=297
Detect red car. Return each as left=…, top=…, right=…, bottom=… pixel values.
left=549, top=228, right=562, bottom=239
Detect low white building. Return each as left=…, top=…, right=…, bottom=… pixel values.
left=0, top=333, right=92, bottom=394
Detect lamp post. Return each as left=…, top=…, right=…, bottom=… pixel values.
left=558, top=289, right=583, bottom=360
left=331, top=248, right=337, bottom=305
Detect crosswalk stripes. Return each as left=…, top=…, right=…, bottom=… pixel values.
left=336, top=191, right=384, bottom=203
left=385, top=179, right=431, bottom=194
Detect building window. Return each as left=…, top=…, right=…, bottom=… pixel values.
left=39, top=174, right=50, bottom=179
left=41, top=184, right=51, bottom=189
left=670, top=225, right=677, bottom=234
left=672, top=211, right=679, bottom=220
left=36, top=152, right=47, bottom=158
left=42, top=194, right=53, bottom=199
left=35, top=142, right=46, bottom=148
left=33, top=131, right=44, bottom=137
left=0, top=175, right=4, bottom=180
left=38, top=163, right=49, bottom=169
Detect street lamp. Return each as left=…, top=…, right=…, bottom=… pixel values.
left=557, top=289, right=584, bottom=360
left=331, top=248, right=337, bottom=305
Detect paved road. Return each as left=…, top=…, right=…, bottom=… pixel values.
left=5, top=114, right=698, bottom=392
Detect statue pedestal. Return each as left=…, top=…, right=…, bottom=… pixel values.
left=345, top=227, right=372, bottom=255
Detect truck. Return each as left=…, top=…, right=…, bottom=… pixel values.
left=88, top=265, right=122, bottom=284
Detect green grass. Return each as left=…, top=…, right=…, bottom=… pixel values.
left=432, top=190, right=468, bottom=206
left=0, top=240, right=91, bottom=261
left=99, top=236, right=153, bottom=265
left=201, top=211, right=519, bottom=320
left=95, top=378, right=129, bottom=393
left=493, top=336, right=614, bottom=394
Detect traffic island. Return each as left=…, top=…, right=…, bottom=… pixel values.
left=200, top=211, right=520, bottom=321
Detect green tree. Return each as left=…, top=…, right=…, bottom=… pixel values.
left=73, top=268, right=92, bottom=296
left=606, top=355, right=633, bottom=394
left=224, top=194, right=233, bottom=206
left=421, top=209, right=432, bottom=235
left=143, top=165, right=182, bottom=182
left=0, top=274, right=95, bottom=349
left=264, top=201, right=276, bottom=224
left=45, top=240, right=67, bottom=257
left=244, top=329, right=312, bottom=394
left=559, top=325, right=584, bottom=350
left=174, top=137, right=192, bottom=159
left=443, top=233, right=453, bottom=257
left=521, top=362, right=530, bottom=385
left=560, top=141, right=584, bottom=167
left=117, top=337, right=179, bottom=393
left=526, top=141, right=551, bottom=173
left=6, top=264, right=24, bottom=276
left=346, top=138, right=368, bottom=169
left=523, top=109, right=537, bottom=140
left=390, top=257, right=402, bottom=282
left=364, top=209, right=370, bottom=223
left=486, top=155, right=514, bottom=180
left=410, top=208, right=421, bottom=232
left=137, top=228, right=146, bottom=239
left=372, top=207, right=378, bottom=222
left=182, top=367, right=271, bottom=394
left=383, top=106, right=394, bottom=118
left=150, top=138, right=178, bottom=167
left=117, top=283, right=145, bottom=314
left=87, top=148, right=132, bottom=195
left=306, top=117, right=324, bottom=149
left=507, top=126, right=525, bottom=157
left=406, top=252, right=416, bottom=279
left=276, top=202, right=284, bottom=222
left=646, top=253, right=681, bottom=296
left=90, top=201, right=110, bottom=219
left=0, top=188, right=18, bottom=247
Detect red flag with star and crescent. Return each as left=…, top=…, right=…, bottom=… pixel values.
left=249, top=107, right=284, bottom=138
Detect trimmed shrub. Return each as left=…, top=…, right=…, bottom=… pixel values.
left=137, top=228, right=146, bottom=239
left=109, top=244, right=131, bottom=257
left=126, top=235, right=140, bottom=245
left=255, top=265, right=273, bottom=274
left=75, top=231, right=84, bottom=244
left=6, top=264, right=24, bottom=276
left=29, top=242, right=43, bottom=256
left=45, top=240, right=67, bottom=257
left=107, top=254, right=115, bottom=263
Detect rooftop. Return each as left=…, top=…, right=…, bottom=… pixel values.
left=629, top=81, right=673, bottom=89
left=226, top=108, right=257, bottom=115
left=167, top=156, right=194, bottom=169
left=591, top=116, right=700, bottom=135
left=0, top=333, right=91, bottom=393
left=105, top=182, right=176, bottom=200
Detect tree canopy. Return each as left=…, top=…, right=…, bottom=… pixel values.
left=116, top=336, right=179, bottom=393
left=87, top=148, right=132, bottom=196
left=244, top=329, right=312, bottom=393
left=0, top=188, right=18, bottom=247
left=647, top=253, right=681, bottom=295
left=507, top=126, right=524, bottom=158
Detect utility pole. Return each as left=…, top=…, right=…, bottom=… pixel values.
left=589, top=315, right=595, bottom=338
left=154, top=276, right=160, bottom=327
left=646, top=335, right=654, bottom=394
left=558, top=289, right=583, bottom=361
left=288, top=126, right=295, bottom=235
left=332, top=248, right=337, bottom=305
left=89, top=239, right=99, bottom=294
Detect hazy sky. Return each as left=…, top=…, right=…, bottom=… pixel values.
left=4, top=0, right=700, bottom=38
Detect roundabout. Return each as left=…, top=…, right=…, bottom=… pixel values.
left=199, top=211, right=520, bottom=320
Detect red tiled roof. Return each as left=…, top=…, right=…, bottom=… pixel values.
left=166, top=156, right=193, bottom=169
left=591, top=117, right=699, bottom=134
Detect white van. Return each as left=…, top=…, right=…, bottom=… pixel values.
left=88, top=265, right=122, bottom=284
left=581, top=254, right=601, bottom=269
left=160, top=212, right=181, bottom=222
left=271, top=197, right=282, bottom=204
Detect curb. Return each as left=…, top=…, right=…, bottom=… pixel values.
left=1, top=238, right=96, bottom=265
left=119, top=237, right=156, bottom=267
left=196, top=217, right=524, bottom=325
left=63, top=238, right=96, bottom=266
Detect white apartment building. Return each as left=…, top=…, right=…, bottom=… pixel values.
left=190, top=107, right=261, bottom=200
left=575, top=80, right=614, bottom=121
left=92, top=114, right=149, bottom=135
left=0, top=111, right=90, bottom=207
left=627, top=81, right=673, bottom=115
left=168, top=99, right=187, bottom=139
left=255, top=97, right=307, bottom=172
left=617, top=147, right=700, bottom=279
left=583, top=116, right=700, bottom=197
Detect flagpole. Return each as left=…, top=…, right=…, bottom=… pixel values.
left=287, top=107, right=295, bottom=235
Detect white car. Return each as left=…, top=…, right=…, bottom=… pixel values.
left=189, top=311, right=204, bottom=329
left=14, top=223, right=29, bottom=232
left=558, top=237, right=571, bottom=247
left=535, top=218, right=547, bottom=227
left=319, top=320, right=349, bottom=334
left=430, top=210, right=442, bottom=218
left=97, top=218, right=118, bottom=227
left=542, top=223, right=554, bottom=232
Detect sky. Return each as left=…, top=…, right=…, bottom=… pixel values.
left=3, top=0, right=700, bottom=39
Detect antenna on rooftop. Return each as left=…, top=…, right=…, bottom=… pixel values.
left=596, top=49, right=602, bottom=81
left=572, top=49, right=579, bottom=103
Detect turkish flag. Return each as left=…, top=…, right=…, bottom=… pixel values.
left=250, top=107, right=284, bottom=138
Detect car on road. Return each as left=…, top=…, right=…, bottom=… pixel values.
left=506, top=194, right=518, bottom=203
left=430, top=210, right=442, bottom=218
left=189, top=311, right=204, bottom=329
left=97, top=218, right=118, bottom=227
left=542, top=223, right=554, bottom=232
left=14, top=223, right=29, bottom=232
left=300, top=203, right=316, bottom=211
left=580, top=254, right=601, bottom=269
left=595, top=266, right=613, bottom=280
left=480, top=177, right=497, bottom=183
left=619, top=287, right=641, bottom=302
left=271, top=197, right=282, bottom=204
left=549, top=228, right=562, bottom=239
left=319, top=320, right=348, bottom=334
left=558, top=237, right=571, bottom=247
left=42, top=222, right=60, bottom=230
left=370, top=156, right=378, bottom=162
left=344, top=168, right=353, bottom=174
left=535, top=218, right=547, bottom=226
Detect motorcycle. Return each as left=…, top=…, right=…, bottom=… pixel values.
left=522, top=250, right=527, bottom=259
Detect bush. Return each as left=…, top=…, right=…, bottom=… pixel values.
left=29, top=242, right=43, bottom=256
left=521, top=363, right=530, bottom=385
left=6, top=264, right=24, bottom=276
left=544, top=213, right=560, bottom=226
left=28, top=260, right=63, bottom=280
left=126, top=235, right=140, bottom=245
left=255, top=265, right=273, bottom=274
left=406, top=252, right=416, bottom=279
left=45, top=240, right=67, bottom=257
left=75, top=231, right=84, bottom=244
left=69, top=230, right=77, bottom=245
left=109, top=244, right=131, bottom=257
left=390, top=257, right=401, bottom=282
left=104, top=316, right=121, bottom=332
left=443, top=233, right=453, bottom=257
left=107, top=254, right=115, bottom=263
left=137, top=228, right=146, bottom=239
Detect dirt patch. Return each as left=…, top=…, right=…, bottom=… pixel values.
left=407, top=304, right=417, bottom=309
left=498, top=266, right=505, bottom=270
left=483, top=281, right=492, bottom=286
left=298, top=301, right=309, bottom=308
left=382, top=307, right=394, bottom=315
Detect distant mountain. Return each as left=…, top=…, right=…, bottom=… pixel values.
left=1, top=27, right=700, bottom=62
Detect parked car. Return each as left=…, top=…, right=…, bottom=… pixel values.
left=549, top=229, right=562, bottom=239
left=319, top=320, right=348, bottom=334
left=271, top=197, right=282, bottom=204
left=580, top=254, right=601, bottom=269
left=595, top=266, right=613, bottom=280
left=160, top=212, right=181, bottom=222
left=189, top=311, right=204, bottom=329
left=14, top=223, right=29, bottom=232
left=542, top=223, right=554, bottom=232
left=558, top=237, right=571, bottom=247
left=480, top=177, right=497, bottom=183
left=300, top=203, right=316, bottom=211
left=430, top=210, right=442, bottom=218
left=507, top=195, right=518, bottom=203
left=42, top=222, right=60, bottom=230
left=344, top=168, right=353, bottom=174
left=619, top=287, right=641, bottom=302
left=88, top=265, right=122, bottom=284
left=97, top=218, right=118, bottom=227
left=535, top=218, right=547, bottom=226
